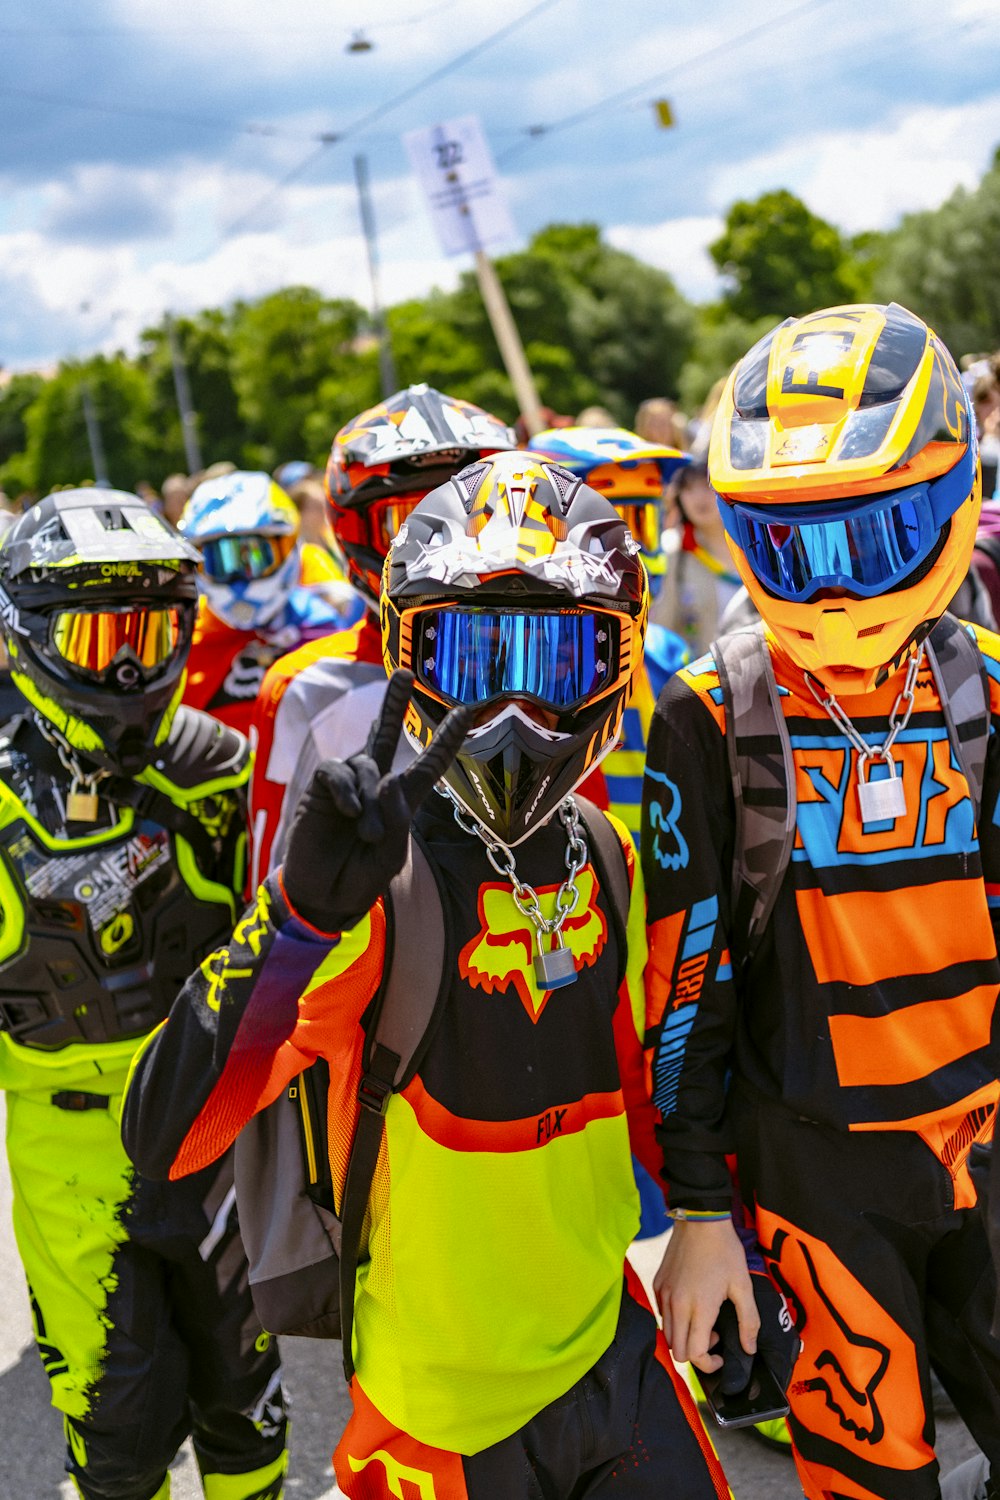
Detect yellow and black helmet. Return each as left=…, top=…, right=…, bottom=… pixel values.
left=709, top=302, right=980, bottom=692
left=0, top=489, right=200, bottom=770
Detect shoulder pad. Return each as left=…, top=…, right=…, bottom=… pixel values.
left=154, top=705, right=249, bottom=790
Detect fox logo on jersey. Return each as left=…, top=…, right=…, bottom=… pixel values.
left=459, top=866, right=607, bottom=1022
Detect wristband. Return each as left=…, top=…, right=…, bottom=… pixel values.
left=666, top=1207, right=732, bottom=1222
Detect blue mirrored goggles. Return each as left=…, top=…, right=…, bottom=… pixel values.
left=199, top=534, right=290, bottom=583
left=414, top=609, right=619, bottom=712
left=720, top=461, right=971, bottom=602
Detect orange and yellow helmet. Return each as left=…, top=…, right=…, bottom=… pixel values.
left=709, top=302, right=980, bottom=693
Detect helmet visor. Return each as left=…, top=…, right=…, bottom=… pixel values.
left=199, top=534, right=291, bottom=583
left=415, top=608, right=618, bottom=712
left=51, top=606, right=187, bottom=681
left=720, top=464, right=970, bottom=602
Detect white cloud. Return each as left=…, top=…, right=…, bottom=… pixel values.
left=607, top=214, right=724, bottom=302
left=709, top=95, right=1000, bottom=234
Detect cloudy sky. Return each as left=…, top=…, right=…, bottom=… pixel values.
left=1, top=0, right=998, bottom=369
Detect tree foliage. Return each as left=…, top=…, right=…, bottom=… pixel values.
left=15, top=358, right=155, bottom=495
left=710, top=189, right=870, bottom=321
left=3, top=158, right=1000, bottom=499
left=872, top=146, right=1000, bottom=356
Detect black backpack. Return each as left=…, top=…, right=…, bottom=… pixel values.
left=712, top=614, right=991, bottom=969
left=233, top=797, right=631, bottom=1381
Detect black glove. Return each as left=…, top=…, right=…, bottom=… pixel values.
left=714, top=1270, right=799, bottom=1395
left=281, top=669, right=472, bottom=933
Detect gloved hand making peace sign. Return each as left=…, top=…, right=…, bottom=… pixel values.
left=281, top=669, right=473, bottom=933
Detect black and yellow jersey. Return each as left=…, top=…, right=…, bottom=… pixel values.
left=641, top=625, right=1000, bottom=1215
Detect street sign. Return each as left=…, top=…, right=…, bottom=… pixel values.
left=403, top=114, right=516, bottom=258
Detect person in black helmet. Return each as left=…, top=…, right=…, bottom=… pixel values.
left=0, top=489, right=288, bottom=1500
left=122, top=452, right=747, bottom=1498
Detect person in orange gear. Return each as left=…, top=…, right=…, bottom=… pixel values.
left=180, top=468, right=361, bottom=736
left=247, top=385, right=517, bottom=889
left=642, top=302, right=1000, bottom=1499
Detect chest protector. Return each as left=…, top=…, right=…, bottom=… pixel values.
left=0, top=720, right=243, bottom=1050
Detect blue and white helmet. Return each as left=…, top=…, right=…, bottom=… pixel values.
left=180, top=470, right=301, bottom=632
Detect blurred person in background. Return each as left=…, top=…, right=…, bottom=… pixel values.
left=654, top=458, right=742, bottom=656
left=180, top=468, right=361, bottom=737
left=634, top=396, right=691, bottom=454
left=973, top=370, right=1000, bottom=501
left=0, top=488, right=288, bottom=1500
left=575, top=403, right=618, bottom=427
left=158, top=472, right=192, bottom=528
left=288, top=474, right=340, bottom=558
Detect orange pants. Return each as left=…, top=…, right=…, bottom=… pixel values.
left=735, top=1091, right=1000, bottom=1500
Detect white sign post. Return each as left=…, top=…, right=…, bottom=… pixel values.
left=404, top=115, right=544, bottom=436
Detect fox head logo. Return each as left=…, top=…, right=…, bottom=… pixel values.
left=459, top=865, right=608, bottom=1022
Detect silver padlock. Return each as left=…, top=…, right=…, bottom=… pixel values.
left=857, top=755, right=906, bottom=825
left=534, top=928, right=578, bottom=989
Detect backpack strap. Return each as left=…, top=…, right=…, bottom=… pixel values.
left=338, top=830, right=447, bottom=1382
left=926, top=612, right=990, bottom=825
left=574, top=795, right=630, bottom=985
left=712, top=623, right=796, bottom=968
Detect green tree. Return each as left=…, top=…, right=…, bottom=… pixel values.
left=387, top=224, right=694, bottom=424
left=677, top=308, right=777, bottom=416
left=229, top=287, right=368, bottom=470
left=710, top=189, right=870, bottom=322
left=15, top=357, right=157, bottom=494
left=873, top=146, right=1000, bottom=357
left=139, top=310, right=245, bottom=476
left=0, top=373, right=45, bottom=464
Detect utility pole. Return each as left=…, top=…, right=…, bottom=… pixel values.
left=472, top=248, right=543, bottom=437
left=353, top=154, right=398, bottom=400
left=80, top=383, right=110, bottom=487
left=165, top=314, right=204, bottom=474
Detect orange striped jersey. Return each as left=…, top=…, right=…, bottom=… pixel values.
left=123, top=798, right=660, bottom=1456
left=641, top=624, right=1000, bottom=1213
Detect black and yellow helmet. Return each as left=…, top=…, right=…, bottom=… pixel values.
left=0, top=489, right=200, bottom=770
left=381, top=451, right=648, bottom=845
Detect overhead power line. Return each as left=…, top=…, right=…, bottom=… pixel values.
left=498, top=0, right=838, bottom=165
left=0, top=85, right=335, bottom=141
left=217, top=0, right=564, bottom=240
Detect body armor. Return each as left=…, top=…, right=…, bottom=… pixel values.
left=0, top=709, right=245, bottom=1049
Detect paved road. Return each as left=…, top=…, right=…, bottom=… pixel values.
left=0, top=1096, right=980, bottom=1497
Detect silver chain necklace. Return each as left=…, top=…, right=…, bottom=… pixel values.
left=32, top=715, right=110, bottom=823
left=805, top=646, right=923, bottom=825
left=439, top=785, right=589, bottom=989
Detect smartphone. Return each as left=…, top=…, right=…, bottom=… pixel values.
left=698, top=1353, right=790, bottom=1430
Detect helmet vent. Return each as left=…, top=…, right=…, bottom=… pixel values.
left=544, top=463, right=580, bottom=514
left=452, top=462, right=490, bottom=511
left=858, top=623, right=885, bottom=637
left=796, top=629, right=815, bottom=640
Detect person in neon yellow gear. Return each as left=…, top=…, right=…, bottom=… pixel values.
left=0, top=489, right=288, bottom=1499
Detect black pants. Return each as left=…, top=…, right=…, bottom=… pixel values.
left=335, top=1265, right=730, bottom=1499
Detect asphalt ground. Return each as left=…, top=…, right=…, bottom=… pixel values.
left=0, top=1095, right=981, bottom=1498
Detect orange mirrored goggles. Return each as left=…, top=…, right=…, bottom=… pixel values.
left=613, top=500, right=662, bottom=555
left=50, top=606, right=188, bottom=681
